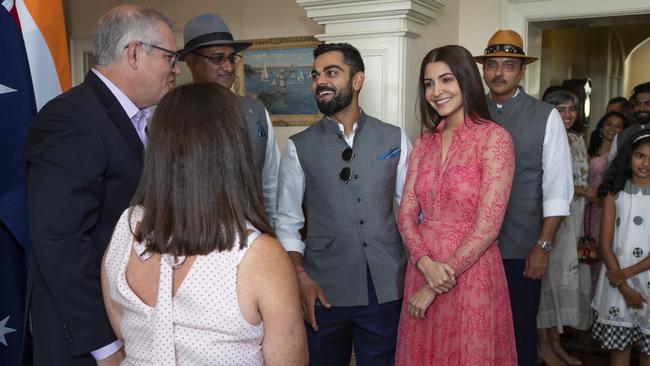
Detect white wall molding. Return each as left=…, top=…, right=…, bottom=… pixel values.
left=297, top=0, right=443, bottom=130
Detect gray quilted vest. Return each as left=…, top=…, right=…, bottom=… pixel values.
left=290, top=112, right=406, bottom=306
left=487, top=88, right=554, bottom=259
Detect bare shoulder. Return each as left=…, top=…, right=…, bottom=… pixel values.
left=244, top=234, right=290, bottom=261
left=239, top=234, right=294, bottom=279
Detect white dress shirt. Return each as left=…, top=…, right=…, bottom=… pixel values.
left=541, top=107, right=574, bottom=217
left=274, top=120, right=412, bottom=255
left=260, top=109, right=281, bottom=225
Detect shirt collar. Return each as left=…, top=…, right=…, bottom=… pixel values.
left=92, top=68, right=140, bottom=120
left=490, top=87, right=521, bottom=108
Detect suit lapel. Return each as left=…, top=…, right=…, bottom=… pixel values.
left=84, top=71, right=144, bottom=165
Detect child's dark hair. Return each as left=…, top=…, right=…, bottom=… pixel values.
left=598, top=130, right=650, bottom=197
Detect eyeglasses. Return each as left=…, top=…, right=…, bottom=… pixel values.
left=126, top=41, right=179, bottom=68
left=191, top=51, right=242, bottom=66
left=339, top=147, right=354, bottom=182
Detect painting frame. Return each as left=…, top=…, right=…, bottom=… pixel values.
left=234, top=36, right=322, bottom=126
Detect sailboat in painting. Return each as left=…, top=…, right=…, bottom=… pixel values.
left=260, top=63, right=269, bottom=81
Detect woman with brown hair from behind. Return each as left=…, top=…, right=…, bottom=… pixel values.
left=100, top=83, right=307, bottom=365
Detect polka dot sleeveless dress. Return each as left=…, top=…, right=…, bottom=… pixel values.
left=104, top=207, right=264, bottom=365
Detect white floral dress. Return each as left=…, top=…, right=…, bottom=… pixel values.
left=537, top=132, right=592, bottom=331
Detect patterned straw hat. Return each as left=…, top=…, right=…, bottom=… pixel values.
left=474, top=29, right=538, bottom=64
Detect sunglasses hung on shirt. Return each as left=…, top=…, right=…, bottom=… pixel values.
left=339, top=147, right=355, bottom=182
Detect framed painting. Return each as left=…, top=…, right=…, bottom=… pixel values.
left=234, top=36, right=321, bottom=126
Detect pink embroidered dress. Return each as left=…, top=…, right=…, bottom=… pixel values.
left=395, top=119, right=517, bottom=366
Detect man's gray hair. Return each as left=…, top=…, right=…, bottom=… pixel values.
left=92, top=6, right=174, bottom=66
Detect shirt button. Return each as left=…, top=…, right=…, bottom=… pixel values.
left=359, top=220, right=364, bottom=225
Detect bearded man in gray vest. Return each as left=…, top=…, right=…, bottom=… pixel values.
left=179, top=13, right=280, bottom=221
left=474, top=30, right=573, bottom=366
left=275, top=43, right=411, bottom=366
left=608, top=82, right=650, bottom=162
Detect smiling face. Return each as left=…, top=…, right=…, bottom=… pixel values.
left=556, top=101, right=578, bottom=130
left=423, top=61, right=464, bottom=125
left=186, top=45, right=238, bottom=89
left=601, top=114, right=625, bottom=142
left=482, top=57, right=526, bottom=104
left=310, top=50, right=362, bottom=116
left=632, top=92, right=650, bottom=125
left=631, top=142, right=650, bottom=184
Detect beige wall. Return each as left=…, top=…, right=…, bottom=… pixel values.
left=458, top=0, right=501, bottom=58
left=539, top=28, right=611, bottom=128
left=625, top=38, right=650, bottom=97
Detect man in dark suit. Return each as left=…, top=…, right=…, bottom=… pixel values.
left=23, top=5, right=179, bottom=365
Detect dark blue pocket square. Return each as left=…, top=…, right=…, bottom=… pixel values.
left=377, top=147, right=400, bottom=160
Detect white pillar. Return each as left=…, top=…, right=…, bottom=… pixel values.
left=297, top=0, right=444, bottom=137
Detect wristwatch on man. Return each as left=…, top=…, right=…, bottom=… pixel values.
left=537, top=239, right=555, bottom=253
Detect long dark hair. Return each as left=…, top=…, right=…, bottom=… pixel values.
left=587, top=111, right=629, bottom=157
left=598, top=130, right=650, bottom=197
left=418, top=45, right=491, bottom=132
left=130, top=83, right=273, bottom=256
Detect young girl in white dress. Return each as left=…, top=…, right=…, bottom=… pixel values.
left=592, top=131, right=650, bottom=366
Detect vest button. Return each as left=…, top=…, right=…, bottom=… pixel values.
left=363, top=242, right=368, bottom=247
left=353, top=174, right=358, bottom=179
left=356, top=197, right=361, bottom=202
left=359, top=220, right=364, bottom=225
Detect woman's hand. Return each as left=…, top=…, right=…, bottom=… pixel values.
left=584, top=186, right=599, bottom=201
left=408, top=286, right=436, bottom=318
left=606, top=268, right=629, bottom=287
left=416, top=256, right=456, bottom=293
left=619, top=284, right=647, bottom=309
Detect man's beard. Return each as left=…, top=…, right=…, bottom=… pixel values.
left=315, top=84, right=353, bottom=116
left=633, top=111, right=650, bottom=125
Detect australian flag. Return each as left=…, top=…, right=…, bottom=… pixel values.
left=0, top=4, right=36, bottom=365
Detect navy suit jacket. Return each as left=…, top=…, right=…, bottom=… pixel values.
left=23, top=71, right=143, bottom=365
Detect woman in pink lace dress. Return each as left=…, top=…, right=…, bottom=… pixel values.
left=395, top=45, right=517, bottom=365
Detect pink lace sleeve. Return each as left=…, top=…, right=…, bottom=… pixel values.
left=398, top=136, right=429, bottom=266
left=445, top=127, right=515, bottom=275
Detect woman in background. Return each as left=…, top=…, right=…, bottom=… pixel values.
left=586, top=112, right=629, bottom=291
left=100, top=83, right=307, bottom=365
left=537, top=89, right=593, bottom=366
left=396, top=45, right=516, bottom=366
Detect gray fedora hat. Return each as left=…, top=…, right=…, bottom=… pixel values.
left=179, top=13, right=252, bottom=61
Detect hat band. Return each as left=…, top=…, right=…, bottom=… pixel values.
left=184, top=31, right=235, bottom=50
left=484, top=44, right=525, bottom=56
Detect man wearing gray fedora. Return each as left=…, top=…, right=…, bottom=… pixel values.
left=179, top=13, right=280, bottom=223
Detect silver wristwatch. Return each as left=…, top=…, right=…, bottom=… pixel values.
left=537, top=240, right=555, bottom=253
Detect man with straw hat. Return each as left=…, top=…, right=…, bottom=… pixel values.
left=179, top=13, right=280, bottom=223
left=475, top=29, right=573, bottom=366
